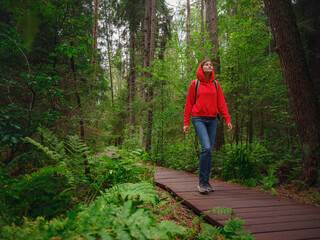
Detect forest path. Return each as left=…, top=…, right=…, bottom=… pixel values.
left=154, top=166, right=320, bottom=240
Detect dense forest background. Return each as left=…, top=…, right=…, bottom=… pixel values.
left=0, top=0, right=319, bottom=238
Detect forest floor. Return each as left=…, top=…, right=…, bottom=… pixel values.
left=272, top=183, right=320, bottom=207
left=154, top=185, right=203, bottom=238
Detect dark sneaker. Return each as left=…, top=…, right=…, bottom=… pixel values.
left=206, top=181, right=215, bottom=192
left=198, top=181, right=209, bottom=194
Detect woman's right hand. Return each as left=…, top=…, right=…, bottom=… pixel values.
left=183, top=126, right=188, bottom=134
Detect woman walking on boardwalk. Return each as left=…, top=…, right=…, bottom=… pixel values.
left=183, top=60, right=232, bottom=194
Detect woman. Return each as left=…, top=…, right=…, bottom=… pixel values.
left=183, top=60, right=232, bottom=194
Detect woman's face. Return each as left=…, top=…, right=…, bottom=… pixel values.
left=202, top=61, right=213, bottom=74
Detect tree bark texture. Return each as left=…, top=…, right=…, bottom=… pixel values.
left=264, top=0, right=320, bottom=185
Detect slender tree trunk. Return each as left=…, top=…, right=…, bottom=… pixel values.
left=186, top=0, right=191, bottom=72
left=128, top=30, right=136, bottom=131
left=145, top=0, right=156, bottom=153
left=118, top=28, right=122, bottom=93
left=107, top=38, right=114, bottom=105
left=206, top=0, right=225, bottom=150
left=264, top=0, right=320, bottom=185
left=201, top=0, right=204, bottom=34
left=91, top=0, right=99, bottom=84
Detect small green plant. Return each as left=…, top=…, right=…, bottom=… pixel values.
left=193, top=207, right=255, bottom=240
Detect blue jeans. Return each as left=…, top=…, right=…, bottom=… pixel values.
left=192, top=117, right=217, bottom=182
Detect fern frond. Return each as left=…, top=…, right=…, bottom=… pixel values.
left=65, top=135, right=90, bottom=159
left=205, top=207, right=236, bottom=217
left=37, top=126, right=65, bottom=158
left=25, top=137, right=61, bottom=161
left=102, top=182, right=158, bottom=206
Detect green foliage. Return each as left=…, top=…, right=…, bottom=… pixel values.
left=1, top=127, right=153, bottom=225
left=0, top=183, right=186, bottom=240
left=219, top=142, right=274, bottom=186
left=193, top=207, right=254, bottom=240
left=0, top=165, right=73, bottom=223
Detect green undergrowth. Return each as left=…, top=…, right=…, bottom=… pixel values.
left=0, top=182, right=186, bottom=240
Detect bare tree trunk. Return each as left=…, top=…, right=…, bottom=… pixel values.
left=128, top=30, right=136, bottom=131
left=186, top=0, right=191, bottom=72
left=118, top=28, right=122, bottom=93
left=145, top=0, right=156, bottom=153
left=264, top=0, right=320, bottom=185
left=107, top=37, right=114, bottom=105
left=206, top=0, right=224, bottom=150
left=91, top=0, right=99, bottom=83
left=201, top=0, right=204, bottom=34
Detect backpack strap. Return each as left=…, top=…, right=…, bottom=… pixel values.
left=213, top=80, right=220, bottom=120
left=193, top=79, right=200, bottom=105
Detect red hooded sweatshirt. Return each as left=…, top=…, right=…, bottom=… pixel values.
left=184, top=62, right=231, bottom=126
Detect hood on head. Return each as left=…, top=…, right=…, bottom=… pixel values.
left=196, top=61, right=215, bottom=82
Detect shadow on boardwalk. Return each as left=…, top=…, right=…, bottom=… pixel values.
left=154, top=166, right=320, bottom=240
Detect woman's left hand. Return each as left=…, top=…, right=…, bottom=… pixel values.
left=227, top=123, right=232, bottom=131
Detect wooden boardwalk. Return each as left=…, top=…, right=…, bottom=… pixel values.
left=154, top=166, right=320, bottom=240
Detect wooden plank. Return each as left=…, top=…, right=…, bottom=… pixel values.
left=207, top=207, right=320, bottom=221
left=175, top=191, right=281, bottom=201
left=185, top=198, right=300, bottom=211
left=242, top=213, right=320, bottom=225
left=252, top=228, right=320, bottom=240
left=243, top=220, right=320, bottom=233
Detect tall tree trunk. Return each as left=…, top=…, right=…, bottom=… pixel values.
left=145, top=0, right=156, bottom=153
left=107, top=37, right=114, bottom=105
left=118, top=28, right=122, bottom=93
left=186, top=0, right=191, bottom=72
left=264, top=0, right=320, bottom=185
left=206, top=0, right=225, bottom=150
left=201, top=0, right=204, bottom=34
left=91, top=0, right=99, bottom=84
left=70, top=56, right=85, bottom=140
left=128, top=30, right=136, bottom=132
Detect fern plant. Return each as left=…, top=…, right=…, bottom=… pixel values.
left=0, top=183, right=186, bottom=240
